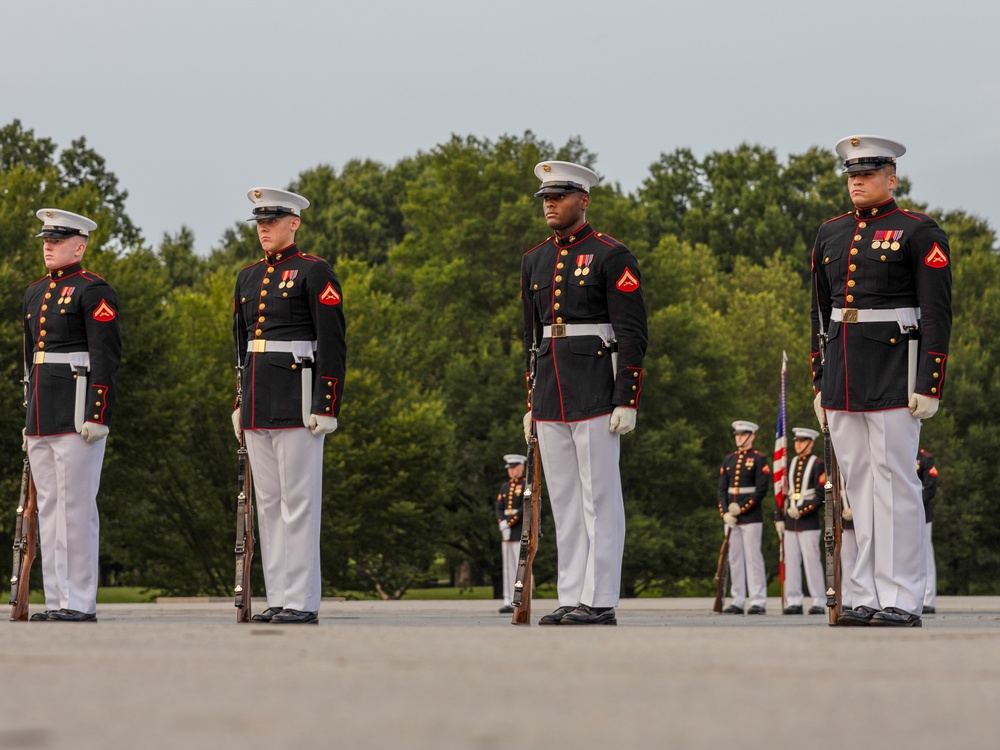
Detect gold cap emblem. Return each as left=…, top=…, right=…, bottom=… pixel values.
left=254, top=190, right=261, bottom=199
left=45, top=211, right=53, bottom=217
left=542, top=164, right=551, bottom=172
left=851, top=137, right=860, bottom=147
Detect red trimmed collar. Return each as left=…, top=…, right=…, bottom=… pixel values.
left=48, top=262, right=83, bottom=280
left=265, top=244, right=300, bottom=265
left=553, top=223, right=594, bottom=247
left=853, top=199, right=897, bottom=221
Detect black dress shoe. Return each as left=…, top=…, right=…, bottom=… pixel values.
left=922, top=606, right=936, bottom=614
left=560, top=605, right=617, bottom=626
left=783, top=605, right=803, bottom=615
left=47, top=609, right=97, bottom=622
left=747, top=605, right=766, bottom=615
left=722, top=604, right=744, bottom=615
left=270, top=609, right=318, bottom=624
left=498, top=605, right=514, bottom=614
left=870, top=607, right=922, bottom=627
left=29, top=610, right=58, bottom=621
left=837, top=605, right=878, bottom=626
left=251, top=606, right=284, bottom=622
left=538, top=605, right=578, bottom=625
left=808, top=605, right=826, bottom=615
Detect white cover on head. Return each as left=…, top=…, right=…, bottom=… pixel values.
left=246, top=187, right=310, bottom=213
left=503, top=453, right=527, bottom=467
left=35, top=208, right=97, bottom=236
left=835, top=135, right=906, bottom=172
left=732, top=420, right=759, bottom=434
left=791, top=427, right=819, bottom=441
left=533, top=161, right=600, bottom=193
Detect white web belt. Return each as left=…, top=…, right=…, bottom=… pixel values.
left=830, top=307, right=919, bottom=330
left=248, top=339, right=317, bottom=360
left=542, top=323, right=615, bottom=344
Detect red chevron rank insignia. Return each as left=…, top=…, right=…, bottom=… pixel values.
left=925, top=243, right=948, bottom=268
left=616, top=267, right=640, bottom=292
left=92, top=299, right=116, bottom=321
left=319, top=282, right=342, bottom=306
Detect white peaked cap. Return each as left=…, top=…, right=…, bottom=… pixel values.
left=533, top=161, right=600, bottom=197
left=246, top=187, right=310, bottom=221
left=35, top=208, right=97, bottom=238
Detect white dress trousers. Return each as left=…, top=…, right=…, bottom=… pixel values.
left=536, top=415, right=625, bottom=608
left=726, top=522, right=767, bottom=609
left=828, top=408, right=926, bottom=614
left=840, top=528, right=858, bottom=611
left=27, top=433, right=105, bottom=614
left=924, top=522, right=936, bottom=609
left=784, top=529, right=825, bottom=609
left=501, top=541, right=518, bottom=606
left=246, top=428, right=325, bottom=613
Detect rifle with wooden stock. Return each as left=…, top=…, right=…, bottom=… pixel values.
left=511, top=335, right=541, bottom=626
left=10, top=339, right=39, bottom=622
left=822, top=425, right=842, bottom=626
left=815, top=274, right=842, bottom=625
left=712, top=526, right=731, bottom=613
left=9, top=456, right=38, bottom=622
left=234, top=364, right=255, bottom=623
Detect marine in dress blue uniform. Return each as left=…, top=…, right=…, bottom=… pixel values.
left=718, top=421, right=770, bottom=614
left=917, top=448, right=939, bottom=613
left=777, top=427, right=826, bottom=615
left=811, top=136, right=952, bottom=627
left=233, top=188, right=346, bottom=624
left=24, top=209, right=122, bottom=622
left=521, top=162, right=648, bottom=626
left=496, top=453, right=526, bottom=614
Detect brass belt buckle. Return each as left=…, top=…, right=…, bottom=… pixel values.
left=34, top=352, right=45, bottom=365
left=251, top=339, right=267, bottom=353
left=550, top=324, right=566, bottom=338
left=841, top=308, right=858, bottom=324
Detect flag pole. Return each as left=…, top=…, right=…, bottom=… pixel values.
left=774, top=351, right=789, bottom=613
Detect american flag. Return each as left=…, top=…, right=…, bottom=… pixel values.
left=773, top=351, right=788, bottom=514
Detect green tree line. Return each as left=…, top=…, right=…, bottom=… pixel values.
left=2, top=119, right=997, bottom=597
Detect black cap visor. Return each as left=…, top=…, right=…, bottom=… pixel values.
left=534, top=181, right=588, bottom=198
left=36, top=225, right=84, bottom=239
left=247, top=206, right=297, bottom=222
left=843, top=156, right=895, bottom=174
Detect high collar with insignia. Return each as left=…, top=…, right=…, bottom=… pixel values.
left=853, top=199, right=898, bottom=221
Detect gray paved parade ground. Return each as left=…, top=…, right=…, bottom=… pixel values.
left=2, top=597, right=998, bottom=750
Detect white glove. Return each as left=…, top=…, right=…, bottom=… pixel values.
left=841, top=504, right=853, bottom=522
left=232, top=409, right=242, bottom=441
left=775, top=521, right=785, bottom=539
left=609, top=406, right=637, bottom=435
left=22, top=428, right=27, bottom=453
left=908, top=393, right=939, bottom=420
left=723, top=512, right=737, bottom=528
left=80, top=422, right=109, bottom=443
left=308, top=414, right=338, bottom=436
left=787, top=503, right=801, bottom=520
left=727, top=502, right=742, bottom=516
left=813, top=392, right=827, bottom=429
left=523, top=412, right=532, bottom=443
left=499, top=521, right=511, bottom=541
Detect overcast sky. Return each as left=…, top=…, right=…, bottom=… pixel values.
left=4, top=0, right=997, bottom=255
